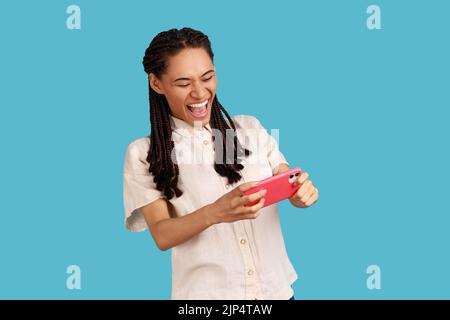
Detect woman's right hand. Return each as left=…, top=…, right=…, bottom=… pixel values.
left=207, top=182, right=267, bottom=225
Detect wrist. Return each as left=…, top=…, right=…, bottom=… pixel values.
left=202, top=203, right=219, bottom=227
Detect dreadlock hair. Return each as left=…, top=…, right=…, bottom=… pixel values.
left=142, top=27, right=251, bottom=200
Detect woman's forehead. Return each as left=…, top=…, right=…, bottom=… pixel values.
left=166, top=48, right=214, bottom=77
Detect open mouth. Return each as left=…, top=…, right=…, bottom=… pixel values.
left=186, top=99, right=209, bottom=118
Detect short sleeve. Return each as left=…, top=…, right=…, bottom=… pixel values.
left=236, top=115, right=290, bottom=175
left=123, top=137, right=164, bottom=232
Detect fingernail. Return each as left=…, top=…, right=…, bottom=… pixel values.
left=260, top=189, right=267, bottom=196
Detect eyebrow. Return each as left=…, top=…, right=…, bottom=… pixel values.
left=173, top=69, right=215, bottom=83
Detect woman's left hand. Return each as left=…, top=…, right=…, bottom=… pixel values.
left=289, top=172, right=319, bottom=208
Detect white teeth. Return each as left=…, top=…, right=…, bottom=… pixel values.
left=187, top=99, right=208, bottom=108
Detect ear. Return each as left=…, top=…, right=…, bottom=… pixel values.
left=149, top=73, right=165, bottom=95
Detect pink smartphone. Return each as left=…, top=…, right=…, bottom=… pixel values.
left=243, top=168, right=302, bottom=208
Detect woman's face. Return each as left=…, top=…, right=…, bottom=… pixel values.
left=149, top=47, right=217, bottom=127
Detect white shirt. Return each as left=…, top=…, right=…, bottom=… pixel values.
left=123, top=114, right=298, bottom=300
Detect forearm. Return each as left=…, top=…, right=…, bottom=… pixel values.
left=152, top=204, right=215, bottom=251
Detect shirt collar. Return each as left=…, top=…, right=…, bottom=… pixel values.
left=169, top=114, right=212, bottom=137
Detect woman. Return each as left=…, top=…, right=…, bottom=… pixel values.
left=123, top=27, right=319, bottom=300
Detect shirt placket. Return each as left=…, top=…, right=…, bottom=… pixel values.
left=201, top=123, right=263, bottom=300
left=225, top=168, right=264, bottom=300
left=194, top=126, right=213, bottom=164
left=232, top=221, right=264, bottom=299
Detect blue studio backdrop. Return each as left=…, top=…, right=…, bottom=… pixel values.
left=0, top=0, right=449, bottom=299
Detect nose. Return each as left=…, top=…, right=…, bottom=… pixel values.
left=190, top=81, right=208, bottom=100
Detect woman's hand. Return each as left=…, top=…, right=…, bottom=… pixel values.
left=207, top=182, right=267, bottom=225
left=289, top=172, right=319, bottom=208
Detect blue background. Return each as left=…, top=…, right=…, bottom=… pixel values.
left=1, top=0, right=449, bottom=299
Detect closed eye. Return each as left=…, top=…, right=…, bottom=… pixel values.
left=177, top=76, right=214, bottom=87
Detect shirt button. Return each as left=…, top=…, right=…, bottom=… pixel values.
left=203, top=139, right=209, bottom=145
left=225, top=184, right=231, bottom=189
left=247, top=269, right=254, bottom=276
left=240, top=239, right=246, bottom=245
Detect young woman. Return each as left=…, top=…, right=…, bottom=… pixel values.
left=123, top=27, right=319, bottom=300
